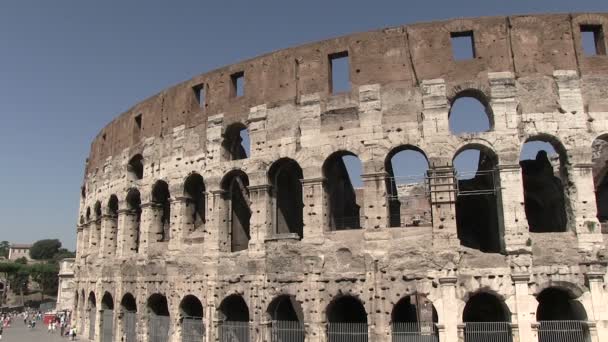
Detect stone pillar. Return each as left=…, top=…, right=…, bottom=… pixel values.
left=88, top=219, right=101, bottom=256
left=585, top=264, right=607, bottom=341
left=489, top=72, right=518, bottom=131
left=361, top=172, right=388, bottom=230
left=497, top=164, right=531, bottom=253
left=76, top=226, right=84, bottom=260
left=81, top=223, right=90, bottom=258
left=511, top=274, right=535, bottom=342
left=571, top=163, right=604, bottom=250
left=301, top=178, right=326, bottom=244
left=100, top=214, right=118, bottom=258
left=248, top=104, right=268, bottom=157
left=139, top=202, right=162, bottom=255
left=247, top=184, right=271, bottom=254
left=421, top=79, right=449, bottom=137
left=428, top=167, right=459, bottom=248
left=117, top=209, right=138, bottom=257
left=588, top=322, right=600, bottom=342
left=439, top=277, right=458, bottom=342
left=169, top=197, right=190, bottom=251
left=204, top=190, right=225, bottom=254
left=510, top=323, right=520, bottom=342
left=206, top=114, right=224, bottom=164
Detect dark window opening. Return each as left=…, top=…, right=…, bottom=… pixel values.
left=152, top=180, right=171, bottom=242
left=128, top=154, right=144, bottom=180
left=520, top=140, right=568, bottom=233
left=269, top=158, right=304, bottom=238
left=392, top=294, right=438, bottom=339
left=536, top=288, right=587, bottom=321
left=451, top=31, right=475, bottom=61
left=147, top=294, right=170, bottom=341
left=102, top=293, right=114, bottom=311
left=193, top=83, right=206, bottom=108
left=219, top=295, right=250, bottom=322
left=463, top=292, right=510, bottom=323
left=581, top=24, right=606, bottom=56
left=449, top=92, right=491, bottom=134
left=327, top=296, right=367, bottom=342
left=86, top=207, right=91, bottom=222
left=108, top=195, right=119, bottom=218
left=184, top=173, right=206, bottom=233
left=385, top=147, right=431, bottom=228
left=454, top=147, right=502, bottom=253
left=268, top=296, right=305, bottom=342
left=180, top=295, right=204, bottom=318
left=134, top=114, right=142, bottom=130
left=231, top=71, right=244, bottom=98
left=81, top=185, right=86, bottom=199
left=94, top=201, right=102, bottom=220
left=121, top=293, right=137, bottom=313
left=222, top=171, right=251, bottom=252
left=323, top=152, right=363, bottom=230
left=126, top=189, right=142, bottom=253
left=329, top=51, right=350, bottom=94
left=222, top=123, right=250, bottom=160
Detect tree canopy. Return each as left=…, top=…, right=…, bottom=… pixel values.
left=29, top=239, right=62, bottom=260
left=0, top=240, right=8, bottom=258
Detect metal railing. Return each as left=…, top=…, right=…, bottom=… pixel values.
left=271, top=320, right=305, bottom=342
left=392, top=322, right=439, bottom=342
left=327, top=322, right=368, bottom=342
left=149, top=315, right=171, bottom=342
left=102, top=309, right=114, bottom=342
left=464, top=322, right=512, bottom=342
left=455, top=170, right=498, bottom=197
left=538, top=320, right=590, bottom=342
left=123, top=310, right=137, bottom=342
left=219, top=321, right=250, bottom=342
left=182, top=316, right=205, bottom=342
left=89, top=309, right=97, bottom=340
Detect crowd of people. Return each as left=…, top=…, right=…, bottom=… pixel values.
left=0, top=309, right=75, bottom=340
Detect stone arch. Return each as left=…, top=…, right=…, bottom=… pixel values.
left=151, top=180, right=171, bottom=242
left=222, top=122, right=249, bottom=161
left=101, top=292, right=115, bottom=342
left=101, top=292, right=114, bottom=310
left=147, top=293, right=170, bottom=342
left=221, top=170, right=251, bottom=252
left=86, top=207, right=91, bottom=222
left=326, top=295, right=368, bottom=342
left=448, top=87, right=494, bottom=133
left=88, top=291, right=97, bottom=341
left=266, top=294, right=305, bottom=322
left=120, top=293, right=137, bottom=342
left=94, top=201, right=102, bottom=220
left=183, top=173, right=206, bottom=233
left=126, top=188, right=142, bottom=253
left=128, top=154, right=144, bottom=180
left=536, top=286, right=588, bottom=321
left=453, top=144, right=503, bottom=253
left=385, top=145, right=431, bottom=228
left=323, top=151, right=363, bottom=230
left=218, top=294, right=250, bottom=322
left=179, top=295, right=204, bottom=342
left=391, top=293, right=438, bottom=323
left=463, top=291, right=511, bottom=323
left=107, top=195, right=119, bottom=217
left=268, top=158, right=304, bottom=237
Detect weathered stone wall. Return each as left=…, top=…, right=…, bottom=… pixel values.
left=74, top=13, right=608, bottom=342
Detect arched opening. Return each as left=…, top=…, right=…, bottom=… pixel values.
left=95, top=201, right=102, bottom=220
left=88, top=292, right=97, bottom=341
left=592, top=137, right=608, bottom=225
left=121, top=293, right=137, bottom=342
left=267, top=295, right=305, bottom=342
left=223, top=123, right=250, bottom=161
left=222, top=171, right=251, bottom=252
left=453, top=146, right=502, bottom=253
left=180, top=295, right=204, bottom=342
left=520, top=137, right=569, bottom=233
left=101, top=292, right=114, bottom=342
left=463, top=292, right=512, bottom=342
left=449, top=90, right=492, bottom=134
left=184, top=173, right=206, bottom=234
left=80, top=290, right=86, bottom=333
left=323, top=151, right=363, bottom=230
left=147, top=294, right=170, bottom=342
left=269, top=158, right=304, bottom=238
left=128, top=154, right=144, bottom=180
left=385, top=146, right=431, bottom=228
left=218, top=295, right=250, bottom=342
left=391, top=294, right=438, bottom=342
left=326, top=296, right=367, bottom=342
left=152, top=180, right=171, bottom=242
left=126, top=189, right=142, bottom=253
left=86, top=207, right=91, bottom=222
left=536, top=287, right=590, bottom=342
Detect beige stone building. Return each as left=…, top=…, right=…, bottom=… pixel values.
left=8, top=243, right=32, bottom=261
left=56, top=258, right=75, bottom=311
left=73, top=13, right=608, bottom=342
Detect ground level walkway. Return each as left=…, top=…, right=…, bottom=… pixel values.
left=1, top=319, right=75, bottom=341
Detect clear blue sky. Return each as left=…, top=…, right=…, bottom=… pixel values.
left=0, top=1, right=605, bottom=250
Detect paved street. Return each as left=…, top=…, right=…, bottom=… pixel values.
left=1, top=320, right=74, bottom=342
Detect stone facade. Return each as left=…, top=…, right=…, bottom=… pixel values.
left=74, top=13, right=608, bottom=342
left=56, top=258, right=75, bottom=311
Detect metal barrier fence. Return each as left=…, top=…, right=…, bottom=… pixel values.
left=102, top=309, right=114, bottom=342
left=271, top=320, right=305, bottom=342
left=219, top=321, right=250, bottom=342
left=182, top=316, right=205, bottom=342
left=149, top=314, right=171, bottom=342
left=538, top=320, right=590, bottom=342
left=327, top=322, right=368, bottom=342
left=464, top=322, right=512, bottom=342
left=89, top=309, right=97, bottom=340
left=123, top=310, right=137, bottom=342
left=392, top=322, right=439, bottom=342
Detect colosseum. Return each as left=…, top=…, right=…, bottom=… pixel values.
left=73, top=13, right=608, bottom=342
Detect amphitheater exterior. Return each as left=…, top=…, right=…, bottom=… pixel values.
left=73, top=13, right=608, bottom=342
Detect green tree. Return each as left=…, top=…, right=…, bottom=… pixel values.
left=29, top=239, right=62, bottom=260
left=29, top=263, right=58, bottom=300
left=14, top=257, right=27, bottom=265
left=0, top=241, right=8, bottom=258
left=51, top=248, right=76, bottom=263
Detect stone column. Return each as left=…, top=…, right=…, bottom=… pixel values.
left=248, top=104, right=268, bottom=157
left=361, top=172, right=388, bottom=230
left=301, top=178, right=326, bottom=244
left=247, top=184, right=271, bottom=254
left=117, top=209, right=138, bottom=257
left=81, top=223, right=90, bottom=258
left=206, top=114, right=224, bottom=164
left=88, top=219, right=101, bottom=256
left=204, top=189, right=225, bottom=254
left=421, top=79, right=449, bottom=136
left=169, top=197, right=190, bottom=251
left=100, top=214, right=118, bottom=258
left=585, top=263, right=607, bottom=341
left=428, top=167, right=459, bottom=248
left=76, top=226, right=84, bottom=260
left=511, top=274, right=535, bottom=342
left=497, top=164, right=531, bottom=253
left=439, top=277, right=458, bottom=342
left=139, top=202, right=162, bottom=255
left=571, top=163, right=604, bottom=250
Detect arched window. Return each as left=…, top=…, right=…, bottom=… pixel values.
left=449, top=90, right=492, bottom=134
left=126, top=189, right=142, bottom=253
left=147, top=294, right=170, bottom=342
left=323, top=151, right=363, bottom=230
left=222, top=171, right=251, bottom=252
left=184, top=173, right=206, bottom=234
left=536, top=287, right=589, bottom=341
left=101, top=293, right=114, bottom=342
left=88, top=292, right=97, bottom=341
left=453, top=146, right=502, bottom=253
left=391, top=294, right=438, bottom=341
left=223, top=123, right=250, bottom=160
left=269, top=159, right=304, bottom=237
left=86, top=207, right=91, bottom=222
left=592, top=137, right=608, bottom=223
left=385, top=146, right=431, bottom=228
left=463, top=292, right=511, bottom=342
left=108, top=196, right=118, bottom=217
left=180, top=295, right=204, bottom=342
left=152, top=180, right=171, bottom=242
left=267, top=295, right=305, bottom=342
left=520, top=137, right=569, bottom=233
left=121, top=293, right=137, bottom=342
left=94, top=201, right=102, bottom=220
left=326, top=296, right=367, bottom=342
left=128, top=154, right=144, bottom=180
left=218, top=295, right=250, bottom=342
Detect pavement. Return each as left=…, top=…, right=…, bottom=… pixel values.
left=1, top=320, right=76, bottom=342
